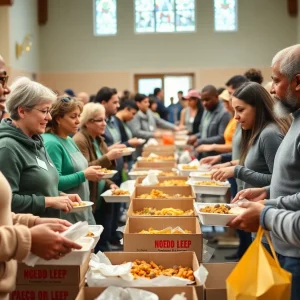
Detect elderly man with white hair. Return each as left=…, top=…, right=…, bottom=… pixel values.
left=228, top=44, right=300, bottom=300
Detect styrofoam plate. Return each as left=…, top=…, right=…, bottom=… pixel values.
left=101, top=189, right=131, bottom=203
left=122, top=147, right=136, bottom=156
left=189, top=171, right=214, bottom=181
left=187, top=181, right=230, bottom=195
left=87, top=225, right=104, bottom=249
left=71, top=201, right=93, bottom=212
left=35, top=237, right=93, bottom=265
left=194, top=202, right=242, bottom=226
left=100, top=170, right=118, bottom=179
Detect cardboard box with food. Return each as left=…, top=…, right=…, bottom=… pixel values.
left=127, top=198, right=196, bottom=217
left=123, top=217, right=202, bottom=261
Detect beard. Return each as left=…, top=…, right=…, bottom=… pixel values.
left=273, top=88, right=298, bottom=118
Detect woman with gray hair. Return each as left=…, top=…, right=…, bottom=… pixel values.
left=73, top=102, right=123, bottom=251
left=0, top=77, right=81, bottom=218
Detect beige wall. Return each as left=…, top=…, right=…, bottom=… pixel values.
left=0, top=7, right=10, bottom=63
left=38, top=0, right=296, bottom=93
left=8, top=0, right=40, bottom=74
left=2, top=0, right=296, bottom=93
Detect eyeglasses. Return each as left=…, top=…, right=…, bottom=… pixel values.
left=0, top=76, right=9, bottom=89
left=30, top=107, right=51, bottom=115
left=89, top=119, right=106, bottom=123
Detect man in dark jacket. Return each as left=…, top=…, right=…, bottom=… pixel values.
left=153, top=87, right=169, bottom=121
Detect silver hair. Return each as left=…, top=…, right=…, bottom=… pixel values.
left=6, top=77, right=56, bottom=120
left=80, top=102, right=105, bottom=127
left=272, top=44, right=300, bottom=81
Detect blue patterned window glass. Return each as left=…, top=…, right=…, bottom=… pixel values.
left=135, top=0, right=195, bottom=33
left=214, top=0, right=237, bottom=32
left=94, top=0, right=117, bottom=36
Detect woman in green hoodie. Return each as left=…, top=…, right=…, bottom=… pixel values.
left=0, top=77, right=81, bottom=218
left=43, top=97, right=104, bottom=225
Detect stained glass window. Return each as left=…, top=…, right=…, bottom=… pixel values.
left=94, top=0, right=117, bottom=36
left=135, top=0, right=195, bottom=33
left=214, top=0, right=237, bottom=32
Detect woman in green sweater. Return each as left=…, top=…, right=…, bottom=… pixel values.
left=43, top=97, right=104, bottom=224
left=0, top=77, right=80, bottom=218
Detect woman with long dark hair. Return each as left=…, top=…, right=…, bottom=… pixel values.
left=212, top=82, right=291, bottom=188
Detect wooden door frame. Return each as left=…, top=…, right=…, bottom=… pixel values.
left=134, top=73, right=195, bottom=94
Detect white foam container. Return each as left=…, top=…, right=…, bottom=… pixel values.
left=189, top=171, right=214, bottom=182
left=101, top=189, right=131, bottom=203
left=71, top=201, right=93, bottom=213
left=178, top=164, right=211, bottom=176
left=194, top=202, right=239, bottom=226
left=101, top=170, right=118, bottom=179
left=188, top=180, right=230, bottom=195
left=128, top=171, right=149, bottom=179
left=122, top=147, right=135, bottom=156
left=88, top=225, right=104, bottom=249
left=35, top=237, right=94, bottom=265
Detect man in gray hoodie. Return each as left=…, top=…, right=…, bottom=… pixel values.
left=229, top=44, right=300, bottom=300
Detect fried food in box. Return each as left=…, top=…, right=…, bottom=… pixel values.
left=158, top=180, right=188, bottom=186
left=200, top=204, right=234, bottom=214
left=138, top=227, right=191, bottom=234
left=100, top=168, right=113, bottom=174
left=182, top=165, right=198, bottom=170
left=142, top=156, right=175, bottom=162
left=137, top=189, right=191, bottom=199
left=133, top=207, right=194, bottom=216
left=112, top=189, right=130, bottom=196
left=128, top=260, right=195, bottom=281
left=194, top=181, right=225, bottom=186
left=72, top=202, right=86, bottom=207
left=159, top=171, right=177, bottom=177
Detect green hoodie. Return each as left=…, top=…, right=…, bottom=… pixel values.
left=0, top=119, right=61, bottom=218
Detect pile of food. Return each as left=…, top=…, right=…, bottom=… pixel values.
left=137, top=189, right=191, bottom=199
left=139, top=227, right=191, bottom=234
left=181, top=165, right=198, bottom=170
left=158, top=180, right=188, bottom=186
left=100, top=168, right=113, bottom=174
left=141, top=156, right=175, bottom=162
left=73, top=202, right=87, bottom=207
left=112, top=189, right=130, bottom=196
left=128, top=260, right=195, bottom=280
left=159, top=171, right=177, bottom=177
left=200, top=204, right=239, bottom=214
left=194, top=181, right=225, bottom=186
left=133, top=207, right=194, bottom=216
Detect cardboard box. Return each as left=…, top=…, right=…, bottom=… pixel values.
left=135, top=161, right=177, bottom=169
left=141, top=151, right=176, bottom=157
left=127, top=198, right=196, bottom=217
left=16, top=256, right=90, bottom=286
left=203, top=263, right=236, bottom=300
left=143, top=145, right=176, bottom=152
left=132, top=186, right=195, bottom=200
left=132, top=166, right=175, bottom=172
left=76, top=286, right=199, bottom=300
left=99, top=252, right=203, bottom=299
left=135, top=176, right=188, bottom=186
left=10, top=285, right=82, bottom=300
left=124, top=217, right=202, bottom=261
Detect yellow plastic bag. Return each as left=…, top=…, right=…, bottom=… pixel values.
left=226, top=226, right=291, bottom=300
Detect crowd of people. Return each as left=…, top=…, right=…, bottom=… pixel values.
left=1, top=44, right=300, bottom=299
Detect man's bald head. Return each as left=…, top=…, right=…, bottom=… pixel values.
left=272, top=44, right=300, bottom=82
left=201, top=85, right=219, bottom=111
left=77, top=92, right=89, bottom=105
left=201, top=85, right=218, bottom=95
